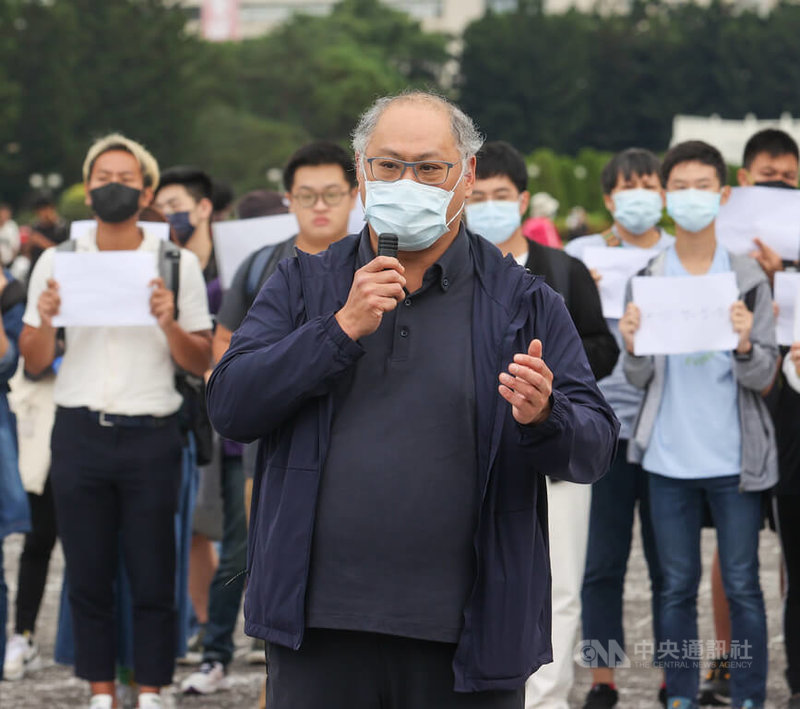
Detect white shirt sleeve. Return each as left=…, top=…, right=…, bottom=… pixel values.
left=22, top=247, right=56, bottom=329
left=177, top=249, right=213, bottom=334
left=784, top=287, right=800, bottom=394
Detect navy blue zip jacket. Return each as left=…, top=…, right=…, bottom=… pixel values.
left=207, top=228, right=619, bottom=692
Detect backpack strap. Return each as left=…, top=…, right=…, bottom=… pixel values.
left=546, top=252, right=572, bottom=309
left=158, top=240, right=181, bottom=321
left=246, top=243, right=279, bottom=301
left=743, top=286, right=757, bottom=313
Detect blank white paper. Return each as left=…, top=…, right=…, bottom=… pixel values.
left=213, top=214, right=299, bottom=290
left=52, top=251, right=158, bottom=327
left=775, top=271, right=800, bottom=346
left=716, top=186, right=800, bottom=261
left=581, top=247, right=660, bottom=319
left=631, top=273, right=739, bottom=356
left=69, top=219, right=170, bottom=242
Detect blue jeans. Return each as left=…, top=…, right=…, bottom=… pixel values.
left=202, top=455, right=247, bottom=666
left=0, top=542, right=6, bottom=680
left=582, top=440, right=663, bottom=665
left=648, top=473, right=767, bottom=706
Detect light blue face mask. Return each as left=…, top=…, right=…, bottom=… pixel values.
left=666, top=189, right=721, bottom=233
left=465, top=200, right=522, bottom=244
left=363, top=162, right=466, bottom=251
left=612, top=188, right=663, bottom=235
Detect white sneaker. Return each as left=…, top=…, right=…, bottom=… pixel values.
left=136, top=693, right=163, bottom=708
left=180, top=661, right=229, bottom=694
left=4, top=633, right=41, bottom=680
left=89, top=694, right=114, bottom=709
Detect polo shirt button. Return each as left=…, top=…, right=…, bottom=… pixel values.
left=400, top=327, right=409, bottom=338
left=404, top=298, right=412, bottom=307
left=441, top=277, right=450, bottom=289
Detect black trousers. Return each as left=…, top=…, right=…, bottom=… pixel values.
left=776, top=493, right=800, bottom=693
left=266, top=629, right=525, bottom=709
left=49, top=407, right=182, bottom=686
left=15, top=475, right=58, bottom=635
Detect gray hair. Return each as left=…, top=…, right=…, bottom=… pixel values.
left=351, top=91, right=484, bottom=160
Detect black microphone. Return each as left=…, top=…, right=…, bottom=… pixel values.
left=377, top=233, right=398, bottom=259
left=377, top=233, right=408, bottom=297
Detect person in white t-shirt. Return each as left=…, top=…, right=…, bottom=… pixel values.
left=18, top=133, right=212, bottom=709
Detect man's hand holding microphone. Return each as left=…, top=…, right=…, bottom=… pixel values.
left=335, top=234, right=406, bottom=341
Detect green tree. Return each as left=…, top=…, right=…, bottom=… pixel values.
left=228, top=0, right=451, bottom=141
left=186, top=105, right=310, bottom=196
left=3, top=0, right=203, bottom=204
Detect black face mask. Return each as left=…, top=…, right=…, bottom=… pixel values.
left=89, top=182, right=142, bottom=223
left=754, top=180, right=797, bottom=190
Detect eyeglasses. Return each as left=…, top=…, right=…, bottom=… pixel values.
left=364, top=157, right=458, bottom=186
left=291, top=188, right=349, bottom=209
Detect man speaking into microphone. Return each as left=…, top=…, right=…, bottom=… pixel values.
left=207, top=91, right=619, bottom=709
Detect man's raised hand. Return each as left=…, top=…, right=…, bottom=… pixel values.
left=498, top=338, right=553, bottom=426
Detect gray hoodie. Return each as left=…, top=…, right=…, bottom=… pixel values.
left=623, top=249, right=778, bottom=491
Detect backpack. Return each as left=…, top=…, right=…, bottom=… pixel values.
left=56, top=238, right=214, bottom=463
left=244, top=237, right=297, bottom=307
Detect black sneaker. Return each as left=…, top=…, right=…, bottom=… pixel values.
left=698, top=655, right=731, bottom=706
left=584, top=684, right=619, bottom=709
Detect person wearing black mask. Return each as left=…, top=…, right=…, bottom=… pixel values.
left=728, top=128, right=800, bottom=709
left=17, top=134, right=213, bottom=709
left=154, top=167, right=216, bottom=281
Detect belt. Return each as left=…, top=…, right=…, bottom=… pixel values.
left=63, top=406, right=178, bottom=429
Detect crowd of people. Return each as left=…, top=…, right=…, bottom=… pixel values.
left=0, top=90, right=798, bottom=709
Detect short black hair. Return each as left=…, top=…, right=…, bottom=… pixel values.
left=601, top=148, right=662, bottom=195
left=157, top=166, right=213, bottom=203
left=475, top=141, right=528, bottom=194
left=235, top=190, right=288, bottom=219
left=32, top=192, right=56, bottom=210
left=283, top=141, right=356, bottom=192
left=661, top=141, right=727, bottom=187
left=211, top=180, right=234, bottom=213
left=742, top=128, right=799, bottom=169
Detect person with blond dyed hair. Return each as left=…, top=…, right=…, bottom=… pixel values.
left=18, top=133, right=213, bottom=709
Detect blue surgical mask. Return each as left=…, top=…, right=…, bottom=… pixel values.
left=612, top=189, right=663, bottom=235
left=363, top=164, right=466, bottom=251
left=666, top=189, right=721, bottom=233
left=167, top=211, right=195, bottom=245
left=465, top=200, right=522, bottom=244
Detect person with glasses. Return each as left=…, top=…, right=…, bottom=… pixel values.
left=207, top=91, right=618, bottom=709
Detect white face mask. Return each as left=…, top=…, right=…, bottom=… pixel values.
left=362, top=161, right=466, bottom=251
left=465, top=200, right=522, bottom=244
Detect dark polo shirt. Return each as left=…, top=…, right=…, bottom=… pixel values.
left=306, top=227, right=478, bottom=643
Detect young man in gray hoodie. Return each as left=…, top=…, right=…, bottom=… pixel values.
left=620, top=140, right=777, bottom=709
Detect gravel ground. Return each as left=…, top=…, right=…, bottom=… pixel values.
left=0, top=522, right=789, bottom=708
